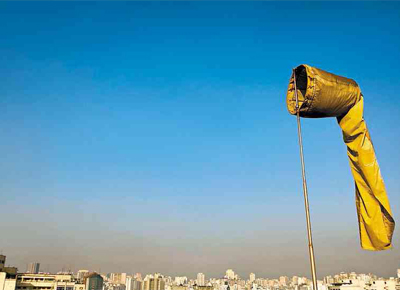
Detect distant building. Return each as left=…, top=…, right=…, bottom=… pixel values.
left=249, top=274, right=255, bottom=283
left=111, top=274, right=121, bottom=284
left=134, top=280, right=142, bottom=290
left=328, top=280, right=363, bottom=290
left=225, top=270, right=235, bottom=280
left=293, top=276, right=300, bottom=286
left=110, top=273, right=127, bottom=285
left=0, top=255, right=17, bottom=290
left=121, top=274, right=127, bottom=285
left=370, top=279, right=397, bottom=290
left=0, top=272, right=17, bottom=290
left=27, top=263, right=40, bottom=274
left=143, top=274, right=165, bottom=290
left=0, top=255, right=18, bottom=278
left=279, top=276, right=289, bottom=287
left=0, top=256, right=5, bottom=271
left=126, top=276, right=134, bottom=290
left=174, top=277, right=187, bottom=286
left=77, top=270, right=89, bottom=282
left=14, top=273, right=83, bottom=290
left=126, top=275, right=142, bottom=290
left=197, top=274, right=205, bottom=286
left=86, top=273, right=104, bottom=290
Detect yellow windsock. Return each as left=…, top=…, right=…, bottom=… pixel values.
left=286, top=64, right=395, bottom=250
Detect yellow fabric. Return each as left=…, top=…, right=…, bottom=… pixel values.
left=339, top=97, right=394, bottom=250
left=286, top=65, right=361, bottom=118
left=286, top=64, right=395, bottom=250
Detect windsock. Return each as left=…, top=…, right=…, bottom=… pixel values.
left=286, top=64, right=395, bottom=250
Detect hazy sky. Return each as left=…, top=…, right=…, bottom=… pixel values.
left=0, top=2, right=399, bottom=280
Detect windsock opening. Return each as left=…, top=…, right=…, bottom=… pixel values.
left=294, top=65, right=307, bottom=98
left=287, top=64, right=362, bottom=118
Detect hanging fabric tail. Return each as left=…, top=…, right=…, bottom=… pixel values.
left=286, top=64, right=395, bottom=250
left=338, top=97, right=394, bottom=250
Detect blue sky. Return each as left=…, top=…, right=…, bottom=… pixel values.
left=0, top=2, right=399, bottom=278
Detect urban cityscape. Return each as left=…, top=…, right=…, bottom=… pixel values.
left=1, top=254, right=399, bottom=290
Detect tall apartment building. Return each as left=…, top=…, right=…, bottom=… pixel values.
left=225, top=270, right=235, bottom=280
left=27, top=263, right=40, bottom=274
left=126, top=276, right=134, bottom=290
left=174, top=277, right=187, bottom=286
left=249, top=274, right=255, bottom=283
left=279, top=276, right=289, bottom=287
left=110, top=273, right=127, bottom=285
left=110, top=274, right=119, bottom=285
left=125, top=276, right=142, bottom=290
left=143, top=275, right=165, bottom=290
left=196, top=274, right=205, bottom=286
left=86, top=273, right=104, bottom=290
left=120, top=274, right=127, bottom=286
left=134, top=280, right=142, bottom=290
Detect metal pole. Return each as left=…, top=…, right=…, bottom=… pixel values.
left=293, top=68, right=318, bottom=290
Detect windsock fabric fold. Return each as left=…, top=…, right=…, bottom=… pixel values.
left=339, top=97, right=395, bottom=250
left=286, top=64, right=395, bottom=250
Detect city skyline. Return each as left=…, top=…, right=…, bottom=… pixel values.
left=0, top=1, right=399, bottom=281
left=1, top=253, right=400, bottom=290
left=2, top=254, right=400, bottom=280
left=3, top=255, right=400, bottom=281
